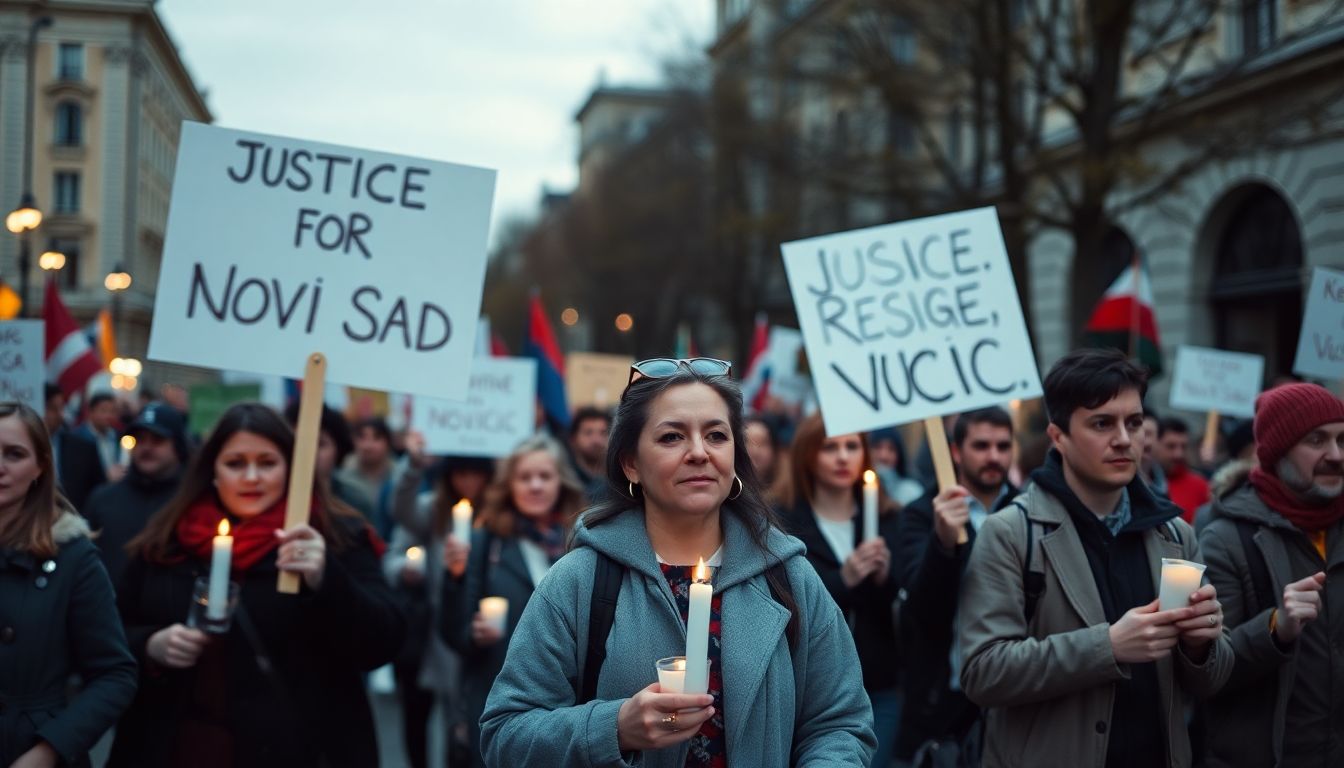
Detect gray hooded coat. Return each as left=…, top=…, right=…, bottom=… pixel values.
left=479, top=508, right=876, bottom=767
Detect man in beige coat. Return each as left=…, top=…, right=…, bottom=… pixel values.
left=958, top=348, right=1232, bottom=767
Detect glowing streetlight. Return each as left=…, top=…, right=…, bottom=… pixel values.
left=38, top=250, right=65, bottom=271
left=614, top=313, right=634, bottom=332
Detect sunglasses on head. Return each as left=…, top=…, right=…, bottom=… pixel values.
left=627, top=357, right=733, bottom=386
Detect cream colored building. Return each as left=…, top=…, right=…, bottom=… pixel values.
left=0, top=0, right=211, bottom=387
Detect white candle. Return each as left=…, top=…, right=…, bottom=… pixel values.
left=684, top=557, right=712, bottom=695
left=405, top=546, right=425, bottom=574
left=657, top=656, right=687, bottom=693
left=480, top=596, right=509, bottom=633
left=452, top=498, right=473, bottom=542
left=1158, top=558, right=1207, bottom=610
left=207, top=519, right=232, bottom=620
left=863, top=470, right=879, bottom=542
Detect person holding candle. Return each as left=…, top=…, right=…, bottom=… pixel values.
left=384, top=438, right=495, bottom=768
left=0, top=402, right=137, bottom=768
left=481, top=358, right=875, bottom=767
left=438, top=434, right=585, bottom=767
left=1199, top=383, right=1343, bottom=767
left=894, top=407, right=1017, bottom=765
left=958, top=349, right=1231, bottom=768
left=776, top=412, right=902, bottom=767
left=108, top=403, right=405, bottom=768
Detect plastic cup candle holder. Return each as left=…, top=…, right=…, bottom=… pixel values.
left=1158, top=558, right=1206, bottom=611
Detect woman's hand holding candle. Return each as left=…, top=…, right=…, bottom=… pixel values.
left=840, top=541, right=886, bottom=588
left=146, top=623, right=209, bottom=669
left=441, top=535, right=470, bottom=580
left=616, top=684, right=715, bottom=751
left=471, top=611, right=505, bottom=647
left=275, top=525, right=327, bottom=590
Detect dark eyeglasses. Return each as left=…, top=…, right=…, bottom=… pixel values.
left=627, top=357, right=733, bottom=386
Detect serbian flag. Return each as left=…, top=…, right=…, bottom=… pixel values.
left=44, top=280, right=104, bottom=396
left=1084, top=254, right=1163, bottom=375
left=526, top=293, right=570, bottom=431
left=739, top=313, right=771, bottom=412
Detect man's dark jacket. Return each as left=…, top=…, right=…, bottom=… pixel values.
left=83, top=466, right=181, bottom=590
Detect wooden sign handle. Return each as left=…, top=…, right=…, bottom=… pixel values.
left=924, top=416, right=967, bottom=545
left=278, top=353, right=327, bottom=594
left=1201, top=410, right=1221, bottom=465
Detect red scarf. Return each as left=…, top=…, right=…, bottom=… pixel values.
left=176, top=497, right=289, bottom=572
left=1250, top=468, right=1344, bottom=533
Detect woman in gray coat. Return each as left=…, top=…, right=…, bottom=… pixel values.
left=0, top=402, right=137, bottom=767
left=480, top=359, right=875, bottom=767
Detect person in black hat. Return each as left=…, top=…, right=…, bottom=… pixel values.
left=84, top=401, right=191, bottom=588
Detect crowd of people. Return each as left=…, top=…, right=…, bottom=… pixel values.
left=0, top=348, right=1339, bottom=767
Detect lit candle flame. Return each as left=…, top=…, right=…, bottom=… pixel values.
left=863, top=469, right=877, bottom=487
left=217, top=519, right=230, bottom=537
left=120, top=435, right=137, bottom=451
left=693, top=556, right=709, bottom=583
left=453, top=498, right=472, bottom=514
left=406, top=546, right=424, bottom=562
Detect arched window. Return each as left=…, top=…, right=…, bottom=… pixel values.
left=1209, top=183, right=1303, bottom=379
left=55, top=102, right=82, bottom=147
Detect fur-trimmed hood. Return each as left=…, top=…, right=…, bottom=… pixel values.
left=53, top=511, right=92, bottom=544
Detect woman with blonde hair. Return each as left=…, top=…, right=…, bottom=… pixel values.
left=438, top=433, right=585, bottom=766
left=0, top=401, right=137, bottom=768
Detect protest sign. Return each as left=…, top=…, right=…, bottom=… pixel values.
left=566, top=352, right=633, bottom=410
left=1293, top=266, right=1344, bottom=381
left=148, top=122, right=496, bottom=402
left=0, top=320, right=44, bottom=412
left=781, top=207, right=1042, bottom=437
left=412, top=356, right=536, bottom=457
left=188, top=382, right=263, bottom=437
left=1169, top=345, right=1263, bottom=419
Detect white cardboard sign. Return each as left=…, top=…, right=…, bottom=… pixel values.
left=149, top=122, right=496, bottom=401
left=1169, top=345, right=1264, bottom=419
left=1293, top=267, right=1344, bottom=381
left=0, top=320, right=45, bottom=413
left=411, top=356, right=537, bottom=457
left=781, top=207, right=1041, bottom=436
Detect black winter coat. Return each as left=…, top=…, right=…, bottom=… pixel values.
left=779, top=499, right=903, bottom=692
left=0, top=512, right=137, bottom=767
left=107, top=515, right=405, bottom=768
left=894, top=485, right=1016, bottom=758
left=83, top=468, right=181, bottom=590
left=52, top=430, right=106, bottom=513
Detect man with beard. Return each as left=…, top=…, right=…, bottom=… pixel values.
left=1199, top=383, right=1340, bottom=767
left=1157, top=417, right=1210, bottom=523
left=567, top=406, right=610, bottom=500
left=958, top=348, right=1230, bottom=767
left=895, top=407, right=1016, bottom=765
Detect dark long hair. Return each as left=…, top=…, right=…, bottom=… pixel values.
left=129, top=402, right=361, bottom=564
left=582, top=369, right=798, bottom=645
left=0, top=402, right=72, bottom=558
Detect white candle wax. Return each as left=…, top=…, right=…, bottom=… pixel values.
left=684, top=558, right=712, bottom=695
left=657, top=657, right=687, bottom=693
left=452, top=499, right=473, bottom=542
left=863, top=470, right=879, bottom=542
left=207, top=519, right=232, bottom=620
left=1158, top=558, right=1207, bottom=610
left=480, top=596, right=509, bottom=633
left=405, top=546, right=425, bottom=574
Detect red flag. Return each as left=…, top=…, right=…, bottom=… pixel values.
left=740, top=313, right=771, bottom=412
left=44, top=280, right=103, bottom=396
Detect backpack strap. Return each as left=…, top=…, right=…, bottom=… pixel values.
left=1015, top=501, right=1055, bottom=623
left=1234, top=519, right=1274, bottom=616
left=580, top=551, right=623, bottom=704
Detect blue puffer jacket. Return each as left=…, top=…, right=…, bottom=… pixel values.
left=480, top=508, right=876, bottom=767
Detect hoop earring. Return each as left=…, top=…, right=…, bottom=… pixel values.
left=628, top=481, right=640, bottom=499
left=727, top=475, right=743, bottom=501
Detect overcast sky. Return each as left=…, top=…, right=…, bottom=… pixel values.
left=157, top=1, right=712, bottom=243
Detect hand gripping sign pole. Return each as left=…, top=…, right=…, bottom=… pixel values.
left=923, top=416, right=965, bottom=544
left=278, top=353, right=327, bottom=594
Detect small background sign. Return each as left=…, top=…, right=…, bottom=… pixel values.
left=411, top=356, right=536, bottom=457
left=1293, top=266, right=1344, bottom=381
left=0, top=320, right=44, bottom=413
left=1169, top=345, right=1264, bottom=419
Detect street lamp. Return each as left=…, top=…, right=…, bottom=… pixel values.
left=8, top=15, right=54, bottom=316
left=104, top=265, right=131, bottom=292
left=38, top=250, right=65, bottom=271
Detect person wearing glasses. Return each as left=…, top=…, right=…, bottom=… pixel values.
left=480, top=358, right=875, bottom=767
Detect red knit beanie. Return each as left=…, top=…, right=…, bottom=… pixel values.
left=1254, top=383, right=1344, bottom=469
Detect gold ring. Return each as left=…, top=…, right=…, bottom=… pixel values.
left=661, top=713, right=678, bottom=731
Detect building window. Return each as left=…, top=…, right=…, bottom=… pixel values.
left=47, top=238, right=80, bottom=289
left=54, top=102, right=81, bottom=146
left=1241, top=0, right=1276, bottom=56
left=57, top=43, right=83, bottom=81
left=54, top=172, right=80, bottom=213
left=890, top=17, right=916, bottom=65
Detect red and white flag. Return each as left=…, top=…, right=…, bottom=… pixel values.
left=739, top=313, right=771, bottom=413
left=44, top=280, right=104, bottom=396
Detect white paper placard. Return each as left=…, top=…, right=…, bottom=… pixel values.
left=1293, top=266, right=1344, bottom=381
left=0, top=320, right=45, bottom=413
left=411, top=356, right=536, bottom=457
left=1169, top=345, right=1264, bottom=419
left=781, top=207, right=1041, bottom=436
left=149, top=122, right=496, bottom=401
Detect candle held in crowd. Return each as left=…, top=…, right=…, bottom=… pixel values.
left=1158, top=558, right=1206, bottom=610
left=480, top=596, right=509, bottom=633
left=657, top=656, right=687, bottom=694
left=208, top=519, right=232, bottom=620
left=452, top=498, right=473, bottom=542
left=684, top=557, right=712, bottom=695
left=862, top=469, right=878, bottom=542
left=406, top=546, right=425, bottom=573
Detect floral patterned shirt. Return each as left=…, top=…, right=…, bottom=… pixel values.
left=660, top=563, right=726, bottom=768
